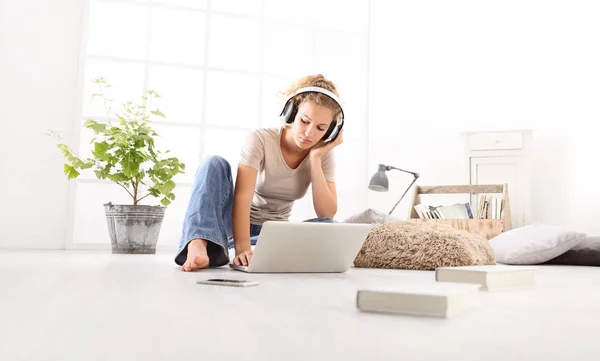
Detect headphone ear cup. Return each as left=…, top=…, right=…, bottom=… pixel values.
left=281, top=101, right=298, bottom=124
left=322, top=120, right=337, bottom=141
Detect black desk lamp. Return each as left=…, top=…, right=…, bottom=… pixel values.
left=368, top=164, right=420, bottom=215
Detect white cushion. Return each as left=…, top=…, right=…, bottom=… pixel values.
left=489, top=224, right=586, bottom=264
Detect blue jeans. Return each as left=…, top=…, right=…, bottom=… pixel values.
left=174, top=155, right=335, bottom=267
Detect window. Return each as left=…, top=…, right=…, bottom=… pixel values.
left=70, top=0, right=370, bottom=249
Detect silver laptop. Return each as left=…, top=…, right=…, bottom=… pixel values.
left=230, top=221, right=372, bottom=273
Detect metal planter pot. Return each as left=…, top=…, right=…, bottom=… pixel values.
left=104, top=203, right=166, bottom=254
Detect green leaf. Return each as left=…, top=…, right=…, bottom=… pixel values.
left=157, top=180, right=176, bottom=195
left=147, top=90, right=160, bottom=98
left=92, top=141, right=110, bottom=159
left=84, top=120, right=108, bottom=134
left=147, top=188, right=160, bottom=197
left=57, top=144, right=72, bottom=159
left=108, top=173, right=129, bottom=183
left=83, top=119, right=96, bottom=127
left=64, top=164, right=80, bottom=179
left=151, top=109, right=166, bottom=118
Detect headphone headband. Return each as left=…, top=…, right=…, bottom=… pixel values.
left=281, top=86, right=345, bottom=121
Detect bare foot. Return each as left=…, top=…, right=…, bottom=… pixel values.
left=181, top=239, right=210, bottom=272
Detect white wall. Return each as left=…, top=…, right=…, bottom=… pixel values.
left=3, top=0, right=599, bottom=250
left=368, top=0, right=600, bottom=235
left=0, top=0, right=83, bottom=248
left=0, top=0, right=369, bottom=250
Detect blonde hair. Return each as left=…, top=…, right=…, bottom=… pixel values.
left=282, top=74, right=342, bottom=121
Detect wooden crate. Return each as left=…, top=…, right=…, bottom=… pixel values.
left=407, top=184, right=512, bottom=240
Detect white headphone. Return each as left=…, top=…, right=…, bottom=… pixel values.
left=279, top=86, right=345, bottom=142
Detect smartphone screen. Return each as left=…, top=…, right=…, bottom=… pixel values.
left=207, top=279, right=247, bottom=283
left=196, top=279, right=259, bottom=287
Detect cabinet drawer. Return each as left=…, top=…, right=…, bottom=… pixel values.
left=468, top=132, right=523, bottom=150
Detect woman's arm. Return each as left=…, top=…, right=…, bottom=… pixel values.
left=310, top=154, right=338, bottom=219
left=308, top=130, right=343, bottom=219
left=232, top=165, right=258, bottom=258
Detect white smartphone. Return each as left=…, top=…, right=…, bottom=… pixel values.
left=196, top=278, right=259, bottom=287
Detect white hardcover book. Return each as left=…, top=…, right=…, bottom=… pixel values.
left=435, top=265, right=536, bottom=291
left=496, top=199, right=503, bottom=219
left=414, top=204, right=426, bottom=219
left=438, top=203, right=470, bottom=219
left=356, top=282, right=481, bottom=318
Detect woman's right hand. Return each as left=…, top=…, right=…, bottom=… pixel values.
left=233, top=250, right=253, bottom=266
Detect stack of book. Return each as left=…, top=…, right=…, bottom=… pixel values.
left=475, top=195, right=504, bottom=219
left=356, top=265, right=536, bottom=318
left=413, top=195, right=504, bottom=220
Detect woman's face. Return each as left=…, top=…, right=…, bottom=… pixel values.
left=289, top=101, right=335, bottom=150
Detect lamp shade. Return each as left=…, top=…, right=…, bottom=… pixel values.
left=368, top=164, right=389, bottom=192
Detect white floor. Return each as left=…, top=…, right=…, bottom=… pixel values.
left=1, top=250, right=599, bottom=361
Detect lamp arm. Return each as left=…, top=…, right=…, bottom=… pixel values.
left=387, top=166, right=420, bottom=178
left=388, top=173, right=420, bottom=215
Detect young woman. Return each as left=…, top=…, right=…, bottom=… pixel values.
left=174, top=74, right=345, bottom=272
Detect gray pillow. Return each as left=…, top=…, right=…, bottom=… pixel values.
left=545, top=237, right=600, bottom=266
left=343, top=208, right=401, bottom=224
left=489, top=224, right=586, bottom=265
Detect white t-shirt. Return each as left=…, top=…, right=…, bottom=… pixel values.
left=238, top=125, right=336, bottom=225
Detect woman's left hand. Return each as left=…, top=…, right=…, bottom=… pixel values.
left=309, top=129, right=344, bottom=160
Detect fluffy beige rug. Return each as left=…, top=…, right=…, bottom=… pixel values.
left=354, top=221, right=496, bottom=270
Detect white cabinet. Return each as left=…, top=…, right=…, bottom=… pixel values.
left=463, top=130, right=532, bottom=228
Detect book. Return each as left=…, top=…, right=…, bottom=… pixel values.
left=356, top=282, right=481, bottom=318
left=476, top=195, right=504, bottom=219
left=412, top=195, right=504, bottom=220
left=435, top=265, right=536, bottom=291
left=414, top=202, right=473, bottom=219
left=437, top=203, right=471, bottom=219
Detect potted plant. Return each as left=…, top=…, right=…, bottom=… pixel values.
left=48, top=77, right=185, bottom=254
